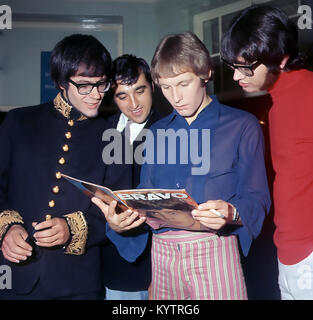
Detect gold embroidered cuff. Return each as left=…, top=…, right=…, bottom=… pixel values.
left=0, top=210, right=24, bottom=242
left=63, top=211, right=88, bottom=255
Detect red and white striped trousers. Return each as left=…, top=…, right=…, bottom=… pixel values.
left=151, top=230, right=247, bottom=300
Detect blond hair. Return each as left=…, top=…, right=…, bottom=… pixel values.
left=151, top=32, right=213, bottom=85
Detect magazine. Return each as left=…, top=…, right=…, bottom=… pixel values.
left=61, top=173, right=219, bottom=232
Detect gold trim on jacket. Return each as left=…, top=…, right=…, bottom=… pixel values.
left=63, top=211, right=88, bottom=255
left=53, top=93, right=87, bottom=121
left=0, top=210, right=24, bottom=242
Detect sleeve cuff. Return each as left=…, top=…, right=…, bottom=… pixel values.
left=0, top=210, right=24, bottom=244
left=106, top=224, right=149, bottom=262
left=63, top=211, right=88, bottom=255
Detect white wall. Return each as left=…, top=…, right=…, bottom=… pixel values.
left=0, top=0, right=160, bottom=107
left=1, top=0, right=311, bottom=107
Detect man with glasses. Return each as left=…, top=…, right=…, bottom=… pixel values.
left=221, top=5, right=313, bottom=300
left=0, top=34, right=137, bottom=299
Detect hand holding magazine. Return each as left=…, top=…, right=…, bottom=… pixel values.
left=61, top=173, right=222, bottom=232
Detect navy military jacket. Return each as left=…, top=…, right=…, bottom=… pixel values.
left=0, top=96, right=133, bottom=297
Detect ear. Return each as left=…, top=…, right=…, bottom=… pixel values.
left=59, top=85, right=68, bottom=100
left=280, top=56, right=289, bottom=69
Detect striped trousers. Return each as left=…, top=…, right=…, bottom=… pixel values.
left=151, top=230, right=247, bottom=300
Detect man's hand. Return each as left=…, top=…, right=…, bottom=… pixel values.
left=91, top=197, right=146, bottom=233
left=192, top=200, right=235, bottom=230
left=1, top=224, right=33, bottom=263
left=33, top=217, right=70, bottom=247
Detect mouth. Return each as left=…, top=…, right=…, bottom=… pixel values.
left=86, top=102, right=100, bottom=109
left=175, top=105, right=187, bottom=110
left=129, top=107, right=143, bottom=116
left=239, top=82, right=249, bottom=88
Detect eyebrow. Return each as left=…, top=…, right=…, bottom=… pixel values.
left=159, top=79, right=191, bottom=86
left=115, top=85, right=147, bottom=97
left=74, top=79, right=107, bottom=84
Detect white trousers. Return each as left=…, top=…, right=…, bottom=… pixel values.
left=278, top=251, right=313, bottom=300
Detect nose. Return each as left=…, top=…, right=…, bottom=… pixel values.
left=129, top=94, right=139, bottom=109
left=89, top=86, right=102, bottom=99
left=172, top=87, right=183, bottom=104
left=233, top=69, right=245, bottom=82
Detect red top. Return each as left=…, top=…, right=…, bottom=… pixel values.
left=269, top=69, right=313, bottom=265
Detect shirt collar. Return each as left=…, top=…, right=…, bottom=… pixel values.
left=117, top=111, right=150, bottom=144
left=165, top=95, right=220, bottom=126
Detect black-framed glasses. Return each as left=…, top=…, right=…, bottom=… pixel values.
left=68, top=78, right=111, bottom=95
left=222, top=59, right=261, bottom=77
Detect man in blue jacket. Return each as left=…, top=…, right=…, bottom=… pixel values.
left=0, top=34, right=136, bottom=299
left=93, top=32, right=271, bottom=300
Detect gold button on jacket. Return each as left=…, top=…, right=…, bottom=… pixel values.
left=48, top=200, right=55, bottom=208
left=62, top=144, right=69, bottom=152
left=65, top=132, right=72, bottom=139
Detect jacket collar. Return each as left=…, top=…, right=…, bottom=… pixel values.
left=53, top=92, right=88, bottom=121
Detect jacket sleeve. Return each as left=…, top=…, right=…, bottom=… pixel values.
left=229, top=116, right=271, bottom=256
left=0, top=111, right=24, bottom=245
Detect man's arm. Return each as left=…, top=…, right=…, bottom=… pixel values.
left=0, top=112, right=33, bottom=263
left=91, top=197, right=148, bottom=262
left=189, top=115, right=271, bottom=255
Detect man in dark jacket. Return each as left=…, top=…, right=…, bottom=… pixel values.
left=102, top=54, right=162, bottom=300
left=0, top=34, right=137, bottom=299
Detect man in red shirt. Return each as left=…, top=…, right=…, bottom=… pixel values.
left=221, top=5, right=313, bottom=299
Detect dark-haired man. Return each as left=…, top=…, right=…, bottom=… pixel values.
left=0, top=34, right=137, bottom=299
left=221, top=5, right=313, bottom=299
left=102, top=54, right=161, bottom=300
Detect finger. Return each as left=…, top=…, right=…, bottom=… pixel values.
left=192, top=209, right=223, bottom=219
left=117, top=209, right=134, bottom=222
left=193, top=215, right=225, bottom=225
left=123, top=216, right=146, bottom=230
left=1, top=241, right=31, bottom=262
left=14, top=233, right=33, bottom=252
left=36, top=234, right=59, bottom=246
left=34, top=220, right=53, bottom=231
left=118, top=210, right=139, bottom=226
left=36, top=240, right=59, bottom=247
left=107, top=200, right=119, bottom=218
left=197, top=201, right=220, bottom=210
left=2, top=250, right=22, bottom=263
left=34, top=227, right=58, bottom=239
left=92, top=197, right=110, bottom=216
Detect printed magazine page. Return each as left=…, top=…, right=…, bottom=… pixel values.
left=61, top=173, right=215, bottom=232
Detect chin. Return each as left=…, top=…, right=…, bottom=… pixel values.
left=242, top=86, right=259, bottom=93
left=84, top=110, right=99, bottom=118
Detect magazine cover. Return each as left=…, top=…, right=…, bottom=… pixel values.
left=61, top=173, right=216, bottom=231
